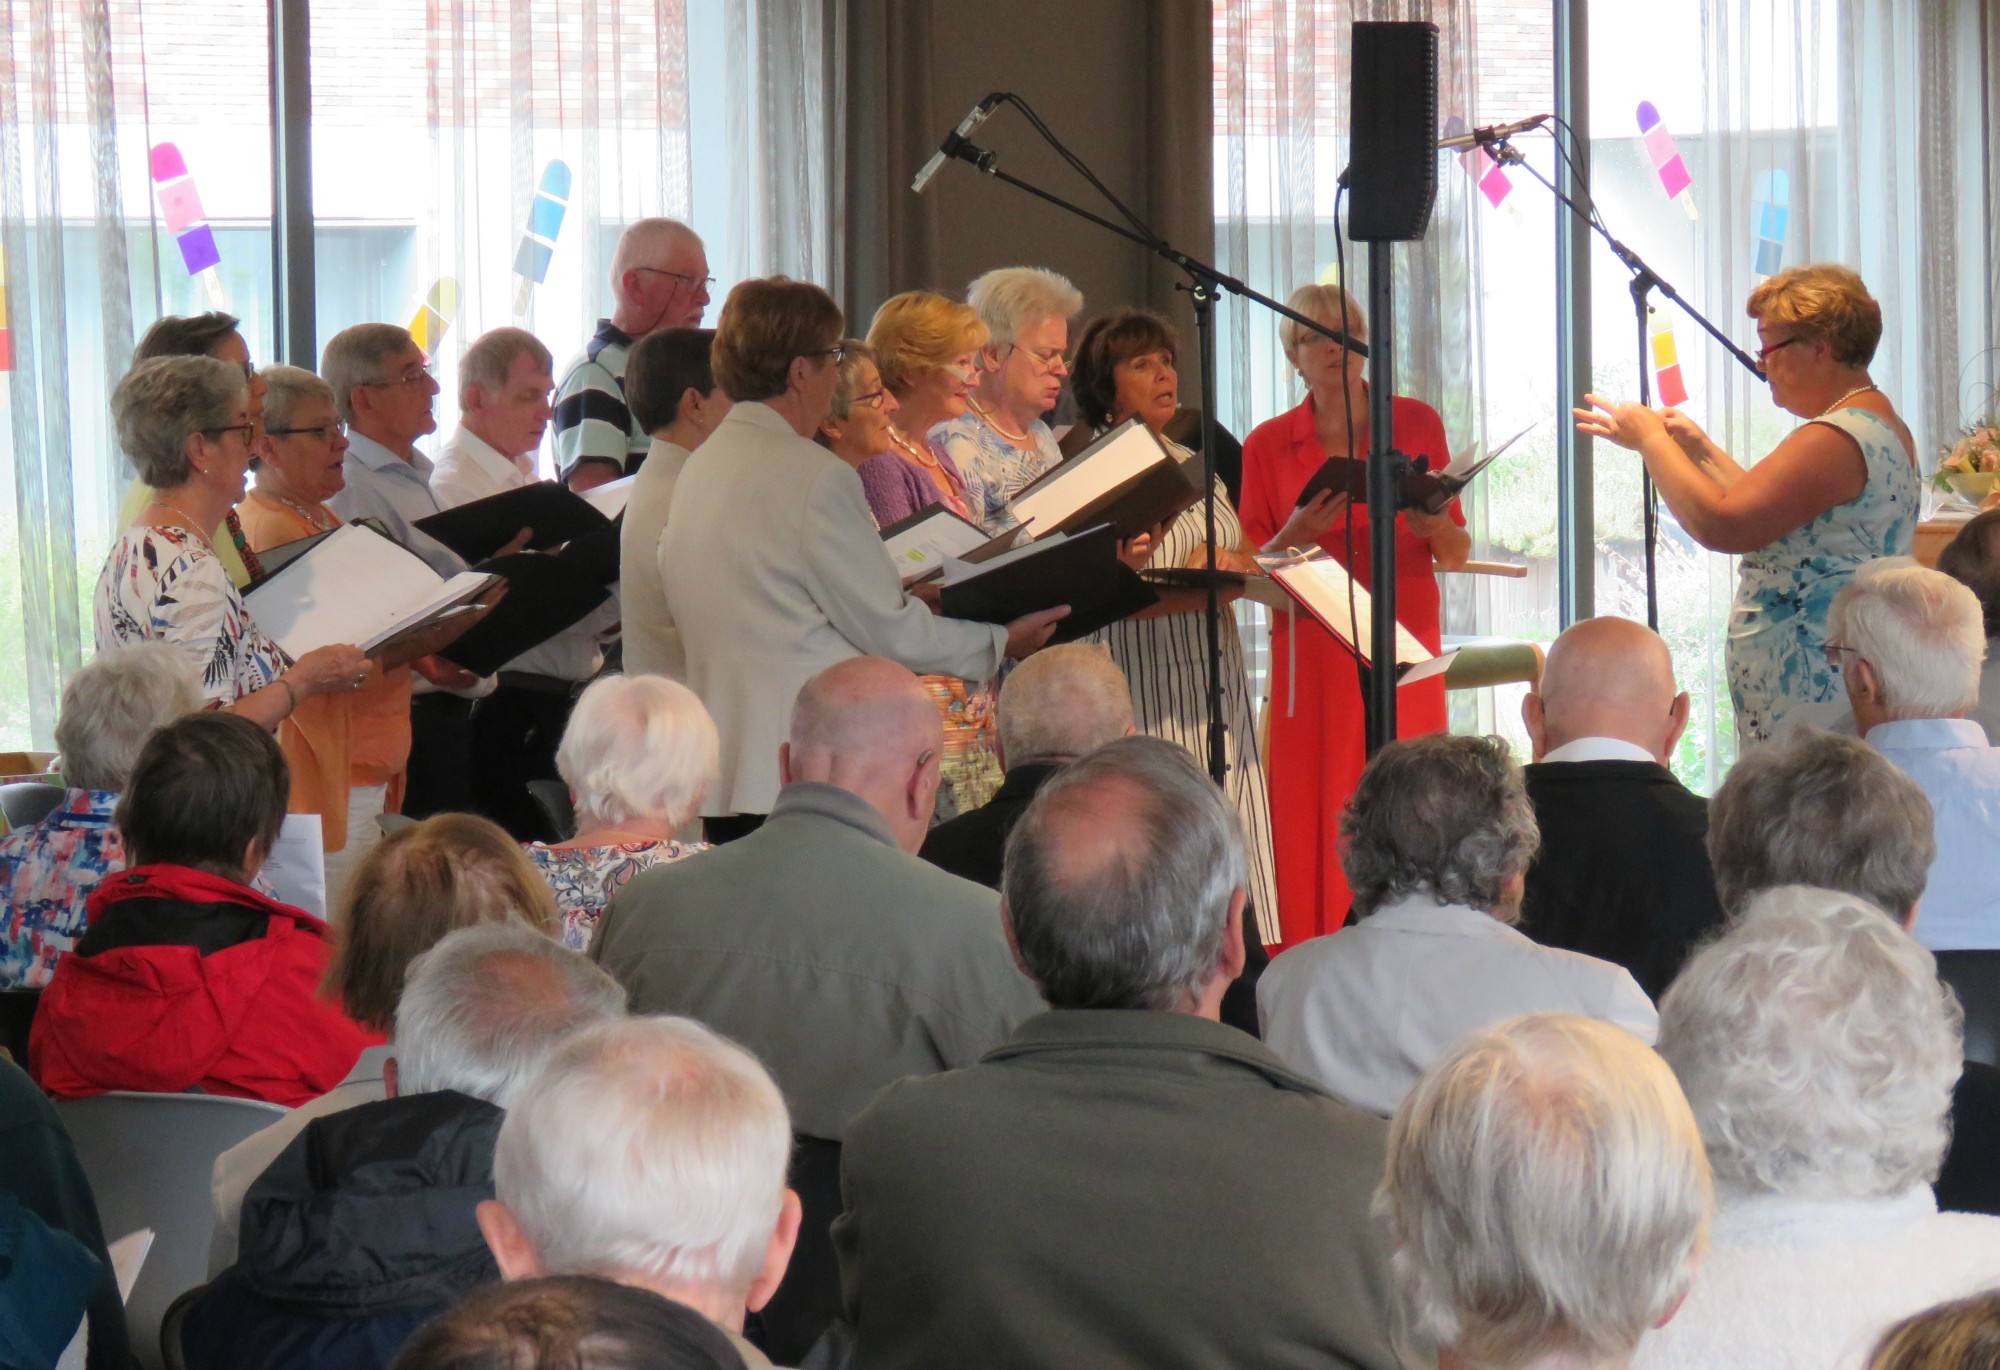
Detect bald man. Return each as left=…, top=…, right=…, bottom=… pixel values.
left=554, top=217, right=712, bottom=490
left=1516, top=616, right=1726, bottom=997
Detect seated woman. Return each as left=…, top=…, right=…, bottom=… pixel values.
left=0, top=643, right=197, bottom=989
left=1258, top=733, right=1657, bottom=1117
left=28, top=712, right=373, bottom=1104
left=210, top=811, right=564, bottom=1267
left=94, top=355, right=372, bottom=730
left=864, top=291, right=987, bottom=523
left=1869, top=1291, right=2000, bottom=1370
left=1638, top=886, right=2000, bottom=1370
left=525, top=674, right=717, bottom=949
left=1575, top=264, right=1919, bottom=745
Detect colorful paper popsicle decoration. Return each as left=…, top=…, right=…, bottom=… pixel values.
left=1752, top=169, right=1789, bottom=277
left=1649, top=308, right=1689, bottom=408
left=0, top=244, right=11, bottom=372
left=407, top=278, right=461, bottom=353
left=513, top=160, right=572, bottom=313
left=1635, top=102, right=1698, bottom=220
left=149, top=142, right=226, bottom=307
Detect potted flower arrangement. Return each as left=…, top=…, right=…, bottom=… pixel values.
left=1934, top=422, right=2000, bottom=504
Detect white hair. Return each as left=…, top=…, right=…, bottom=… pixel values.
left=1379, top=1014, right=1711, bottom=1368
left=995, top=642, right=1134, bottom=765
left=394, top=923, right=627, bottom=1106
left=556, top=675, right=719, bottom=831
left=609, top=218, right=702, bottom=301
left=493, top=1016, right=792, bottom=1297
left=1829, top=557, right=1986, bottom=719
left=966, top=266, right=1083, bottom=350
left=1657, top=885, right=1962, bottom=1200
left=54, top=644, right=200, bottom=792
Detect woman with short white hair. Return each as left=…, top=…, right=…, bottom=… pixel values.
left=1636, top=885, right=2000, bottom=1370
left=1381, top=1013, right=1710, bottom=1370
left=525, top=674, right=720, bottom=948
left=934, top=266, right=1084, bottom=532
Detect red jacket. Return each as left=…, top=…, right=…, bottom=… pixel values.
left=30, top=864, right=374, bottom=1106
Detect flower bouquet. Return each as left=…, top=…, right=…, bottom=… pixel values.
left=1934, top=423, right=2000, bottom=504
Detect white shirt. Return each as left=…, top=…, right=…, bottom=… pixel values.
left=1258, top=892, right=1658, bottom=1116
left=429, top=424, right=537, bottom=511
left=1540, top=736, right=1658, bottom=764
left=1866, top=716, right=2000, bottom=950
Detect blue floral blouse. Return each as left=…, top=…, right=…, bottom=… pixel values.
left=0, top=790, right=125, bottom=989
left=525, top=839, right=706, bottom=950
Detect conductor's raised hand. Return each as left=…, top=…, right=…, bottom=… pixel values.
left=1572, top=394, right=1667, bottom=451
left=1657, top=407, right=1712, bottom=458
left=1003, top=605, right=1070, bottom=659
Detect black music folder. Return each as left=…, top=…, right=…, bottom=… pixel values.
left=939, top=523, right=1158, bottom=644
left=414, top=480, right=612, bottom=561
left=436, top=550, right=612, bottom=677
left=1293, top=422, right=1533, bottom=514
left=879, top=504, right=1029, bottom=583
left=1006, top=417, right=1203, bottom=539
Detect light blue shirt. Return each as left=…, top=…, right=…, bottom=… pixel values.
left=1868, top=717, right=2000, bottom=950
left=328, top=430, right=466, bottom=578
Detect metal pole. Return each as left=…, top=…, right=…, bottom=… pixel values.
left=1192, top=282, right=1228, bottom=784
left=1553, top=0, right=1594, bottom=626
left=269, top=0, right=315, bottom=367
left=1365, top=240, right=1400, bottom=754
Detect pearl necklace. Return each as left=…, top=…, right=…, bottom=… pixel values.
left=1817, top=382, right=1879, bottom=417
left=968, top=396, right=1033, bottom=445
left=891, top=429, right=964, bottom=491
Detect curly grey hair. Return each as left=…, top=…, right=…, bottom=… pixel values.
left=111, top=355, right=248, bottom=489
left=54, top=643, right=200, bottom=792
left=1339, top=733, right=1540, bottom=920
left=1657, top=885, right=1962, bottom=1200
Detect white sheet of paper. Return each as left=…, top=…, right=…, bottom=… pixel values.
left=260, top=813, right=327, bottom=918
left=882, top=507, right=995, bottom=582
left=244, top=524, right=493, bottom=657
left=581, top=475, right=636, bottom=517
left=107, top=1228, right=155, bottom=1303
left=1008, top=422, right=1166, bottom=534
left=1264, top=555, right=1456, bottom=685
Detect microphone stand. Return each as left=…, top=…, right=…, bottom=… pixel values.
left=929, top=133, right=1376, bottom=780
left=1484, top=133, right=1761, bottom=628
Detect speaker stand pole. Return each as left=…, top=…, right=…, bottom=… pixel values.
left=1363, top=241, right=1402, bottom=754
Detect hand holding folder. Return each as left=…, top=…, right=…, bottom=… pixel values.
left=938, top=524, right=1158, bottom=644
left=414, top=480, right=612, bottom=561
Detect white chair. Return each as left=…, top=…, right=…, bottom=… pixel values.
left=54, top=1092, right=288, bottom=1370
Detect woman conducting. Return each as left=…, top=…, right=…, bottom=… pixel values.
left=1575, top=263, right=1918, bottom=745
left=1239, top=283, right=1469, bottom=945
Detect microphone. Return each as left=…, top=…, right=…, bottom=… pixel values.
left=911, top=93, right=1008, bottom=195
left=1436, top=113, right=1550, bottom=153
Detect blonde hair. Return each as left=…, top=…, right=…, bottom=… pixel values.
left=866, top=291, right=989, bottom=394
left=1745, top=263, right=1882, bottom=367
left=1869, top=1291, right=2000, bottom=1370
left=326, top=813, right=561, bottom=1032
left=1279, top=282, right=1366, bottom=365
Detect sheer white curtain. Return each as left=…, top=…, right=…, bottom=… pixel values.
left=723, top=0, right=845, bottom=293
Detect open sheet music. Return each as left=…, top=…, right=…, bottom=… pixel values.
left=1008, top=417, right=1202, bottom=538
left=244, top=524, right=499, bottom=659
left=878, top=504, right=1025, bottom=584
left=1257, top=552, right=1456, bottom=685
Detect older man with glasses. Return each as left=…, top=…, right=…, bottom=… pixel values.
left=555, top=217, right=713, bottom=492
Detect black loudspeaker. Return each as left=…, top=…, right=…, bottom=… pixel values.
left=1347, top=21, right=1439, bottom=242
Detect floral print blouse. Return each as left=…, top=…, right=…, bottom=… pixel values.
left=94, top=524, right=287, bottom=707
left=0, top=789, right=125, bottom=988
left=524, top=838, right=707, bottom=950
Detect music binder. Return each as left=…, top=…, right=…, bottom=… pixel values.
left=1293, top=421, right=1534, bottom=515
left=414, top=480, right=613, bottom=561
left=436, top=550, right=614, bottom=677
left=1007, top=417, right=1203, bottom=539
left=1256, top=550, right=1456, bottom=685
left=879, top=503, right=1027, bottom=584
left=939, top=523, right=1159, bottom=644
left=243, top=523, right=501, bottom=659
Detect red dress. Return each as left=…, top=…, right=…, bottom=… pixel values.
left=1239, top=394, right=1461, bottom=946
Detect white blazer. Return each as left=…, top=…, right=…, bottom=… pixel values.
left=622, top=436, right=690, bottom=680
left=661, top=402, right=1006, bottom=816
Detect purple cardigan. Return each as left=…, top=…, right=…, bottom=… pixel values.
left=856, top=448, right=967, bottom=527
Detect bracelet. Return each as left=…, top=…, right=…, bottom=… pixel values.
left=279, top=678, right=299, bottom=713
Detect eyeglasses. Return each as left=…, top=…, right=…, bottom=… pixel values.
left=364, top=363, right=435, bottom=389
left=851, top=387, right=890, bottom=411
left=237, top=360, right=257, bottom=383
left=1822, top=642, right=1860, bottom=669
left=811, top=343, right=851, bottom=366
left=267, top=421, right=348, bottom=443
left=1008, top=343, right=1069, bottom=375
left=1756, top=336, right=1806, bottom=366
left=636, top=266, right=717, bottom=292
left=201, top=422, right=257, bottom=444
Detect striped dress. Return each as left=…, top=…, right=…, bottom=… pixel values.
left=1097, top=459, right=1281, bottom=944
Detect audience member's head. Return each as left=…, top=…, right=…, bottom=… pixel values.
left=814, top=340, right=899, bottom=466
left=1868, top=1290, right=2000, bottom=1370
left=780, top=657, right=943, bottom=853
left=993, top=641, right=1133, bottom=769
left=389, top=1276, right=748, bottom=1370
left=328, top=813, right=561, bottom=1035
left=1068, top=309, right=1180, bottom=434
left=967, top=267, right=1082, bottom=423
left=1340, top=734, right=1540, bottom=923
left=865, top=291, right=989, bottom=424
left=478, top=1017, right=797, bottom=1336
left=116, top=712, right=288, bottom=884
left=458, top=327, right=555, bottom=461
left=556, top=675, right=720, bottom=841
left=1705, top=730, right=1933, bottom=920
left=609, top=218, right=710, bottom=336
left=53, top=643, right=199, bottom=794
left=321, top=322, right=437, bottom=449
left=392, top=922, right=627, bottom=1107
left=710, top=277, right=841, bottom=408
left=1523, top=616, right=1690, bottom=763
left=111, top=354, right=249, bottom=490
left=1002, top=736, right=1246, bottom=1015
left=625, top=328, right=727, bottom=445
left=134, top=310, right=267, bottom=431
left=1658, top=885, right=1961, bottom=1202
left=1380, top=1014, right=1710, bottom=1370
left=1828, top=557, right=1986, bottom=730
left=1746, top=263, right=1883, bottom=368
left=1937, top=508, right=2000, bottom=640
